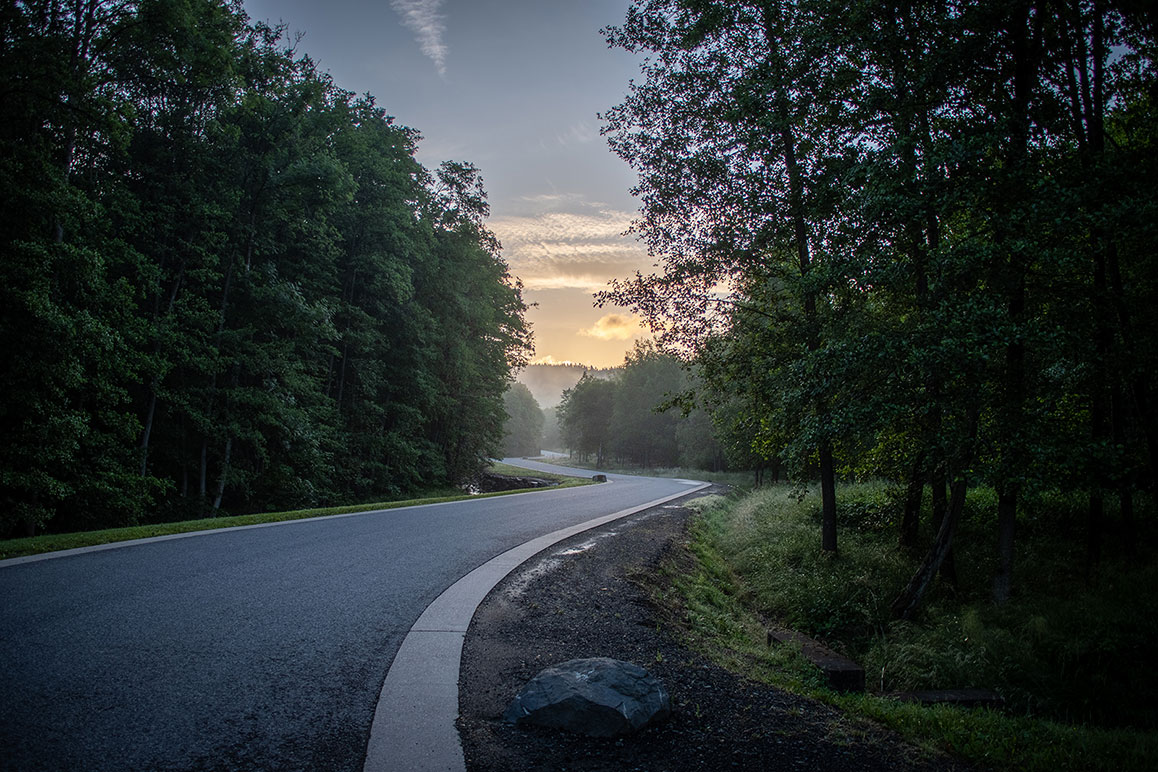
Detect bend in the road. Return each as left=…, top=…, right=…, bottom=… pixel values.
left=361, top=459, right=708, bottom=772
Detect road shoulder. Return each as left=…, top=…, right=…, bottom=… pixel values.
left=458, top=493, right=970, bottom=771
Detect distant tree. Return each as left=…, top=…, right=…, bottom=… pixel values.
left=610, top=341, right=684, bottom=467
left=501, top=383, right=544, bottom=457
left=558, top=373, right=617, bottom=466
left=676, top=408, right=726, bottom=472
left=540, top=406, right=564, bottom=452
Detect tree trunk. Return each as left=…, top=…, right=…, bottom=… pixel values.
left=212, top=437, right=232, bottom=512
left=892, top=407, right=979, bottom=619
left=139, top=382, right=158, bottom=477
left=820, top=440, right=837, bottom=554
left=199, top=437, right=208, bottom=499
left=899, top=451, right=925, bottom=550
left=336, top=341, right=349, bottom=412
left=891, top=474, right=969, bottom=620
left=1104, top=229, right=1158, bottom=502
left=930, top=467, right=958, bottom=588
left=1119, top=486, right=1136, bottom=560
left=988, top=0, right=1041, bottom=608
left=759, top=3, right=835, bottom=552
left=1112, top=385, right=1137, bottom=558
left=993, top=486, right=1019, bottom=603
left=1087, top=241, right=1110, bottom=579
left=139, top=260, right=186, bottom=477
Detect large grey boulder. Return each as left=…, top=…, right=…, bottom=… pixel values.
left=504, top=657, right=671, bottom=737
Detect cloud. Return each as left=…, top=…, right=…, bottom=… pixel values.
left=490, top=198, right=650, bottom=294
left=496, top=211, right=632, bottom=244
left=579, top=314, right=643, bottom=340
left=390, top=0, right=448, bottom=77
left=556, top=121, right=597, bottom=146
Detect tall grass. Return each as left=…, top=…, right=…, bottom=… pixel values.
left=672, top=484, right=1158, bottom=770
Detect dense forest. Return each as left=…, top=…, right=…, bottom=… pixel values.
left=556, top=341, right=731, bottom=470
left=594, top=0, right=1156, bottom=610
left=0, top=0, right=530, bottom=537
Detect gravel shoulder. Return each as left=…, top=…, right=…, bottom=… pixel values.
left=457, top=489, right=971, bottom=771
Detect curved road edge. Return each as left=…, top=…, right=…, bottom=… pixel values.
left=362, top=477, right=711, bottom=772
left=0, top=480, right=591, bottom=570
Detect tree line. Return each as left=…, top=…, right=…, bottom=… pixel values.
left=601, top=0, right=1156, bottom=611
left=555, top=342, right=726, bottom=470
left=0, top=0, right=530, bottom=537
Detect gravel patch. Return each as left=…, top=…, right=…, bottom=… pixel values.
left=458, top=490, right=972, bottom=771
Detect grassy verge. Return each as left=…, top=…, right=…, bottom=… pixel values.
left=666, top=488, right=1158, bottom=771
left=0, top=463, right=593, bottom=561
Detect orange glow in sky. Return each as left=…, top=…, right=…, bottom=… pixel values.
left=488, top=196, right=652, bottom=368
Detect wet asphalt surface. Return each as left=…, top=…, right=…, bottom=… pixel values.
left=0, top=463, right=701, bottom=771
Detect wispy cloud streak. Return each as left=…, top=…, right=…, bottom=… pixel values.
left=490, top=197, right=650, bottom=294
left=390, top=0, right=448, bottom=76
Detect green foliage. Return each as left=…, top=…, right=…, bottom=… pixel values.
left=604, top=0, right=1158, bottom=609
left=698, top=486, right=912, bottom=647
left=673, top=486, right=1158, bottom=769
left=0, top=1, right=530, bottom=535
left=672, top=495, right=828, bottom=692
left=841, top=694, right=1158, bottom=772
left=501, top=383, right=544, bottom=457
left=690, top=485, right=1158, bottom=729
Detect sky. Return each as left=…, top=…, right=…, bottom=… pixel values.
left=241, top=0, right=653, bottom=368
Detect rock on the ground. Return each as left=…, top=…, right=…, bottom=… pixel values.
left=504, top=657, right=671, bottom=738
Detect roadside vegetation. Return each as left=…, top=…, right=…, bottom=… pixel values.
left=1, top=2, right=531, bottom=540
left=0, top=463, right=588, bottom=562
left=594, top=0, right=1158, bottom=620
left=668, top=488, right=1157, bottom=771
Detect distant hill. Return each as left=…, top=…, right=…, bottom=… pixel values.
left=517, top=363, right=618, bottom=408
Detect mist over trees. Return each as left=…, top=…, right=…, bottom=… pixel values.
left=0, top=0, right=530, bottom=537
left=602, top=0, right=1156, bottom=609
left=516, top=362, right=619, bottom=409
left=557, top=342, right=725, bottom=470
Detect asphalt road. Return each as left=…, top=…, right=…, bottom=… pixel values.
left=0, top=461, right=702, bottom=771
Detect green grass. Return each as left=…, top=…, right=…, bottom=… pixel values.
left=0, top=463, right=593, bottom=561
left=664, top=486, right=1158, bottom=771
